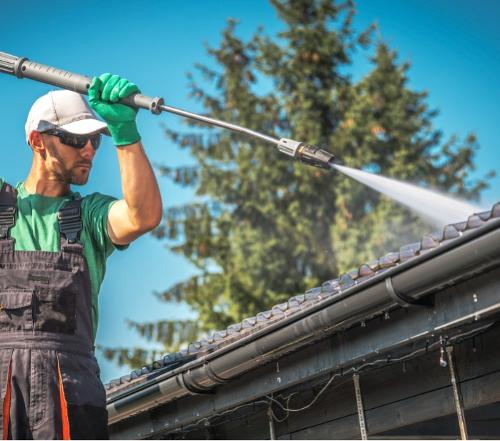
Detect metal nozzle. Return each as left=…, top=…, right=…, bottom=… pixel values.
left=277, top=138, right=335, bottom=169
left=297, top=144, right=335, bottom=169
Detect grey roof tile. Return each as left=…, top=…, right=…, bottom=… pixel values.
left=379, top=252, right=400, bottom=268
left=304, top=290, right=321, bottom=303
left=213, top=330, right=227, bottom=341
left=453, top=221, right=468, bottom=232
left=492, top=203, right=500, bottom=217
left=367, top=259, right=381, bottom=271
left=467, top=214, right=485, bottom=229
left=227, top=323, right=242, bottom=334
left=130, top=369, right=141, bottom=380
left=120, top=374, right=132, bottom=383
left=256, top=310, right=273, bottom=322
left=443, top=225, right=460, bottom=240
left=339, top=273, right=356, bottom=289
left=358, top=264, right=375, bottom=277
left=163, top=354, right=176, bottom=364
left=290, top=294, right=306, bottom=304
left=478, top=211, right=491, bottom=221
left=346, top=268, right=360, bottom=280
left=151, top=360, right=163, bottom=370
left=242, top=317, right=257, bottom=329
left=421, top=233, right=440, bottom=250
left=399, top=242, right=421, bottom=262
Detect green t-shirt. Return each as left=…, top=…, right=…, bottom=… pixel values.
left=0, top=178, right=124, bottom=340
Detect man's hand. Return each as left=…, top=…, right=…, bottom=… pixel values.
left=88, top=73, right=141, bottom=146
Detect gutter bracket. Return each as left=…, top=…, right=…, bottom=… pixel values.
left=353, top=373, right=368, bottom=440
left=385, top=277, right=433, bottom=308
left=204, top=362, right=227, bottom=386
left=446, top=345, right=469, bottom=440
left=178, top=371, right=216, bottom=396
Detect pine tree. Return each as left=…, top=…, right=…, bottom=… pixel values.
left=101, top=0, right=492, bottom=369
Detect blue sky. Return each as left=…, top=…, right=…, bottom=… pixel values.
left=1, top=0, right=499, bottom=383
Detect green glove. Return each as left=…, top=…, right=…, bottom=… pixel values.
left=88, top=73, right=141, bottom=146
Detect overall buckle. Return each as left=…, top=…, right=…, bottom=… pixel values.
left=0, top=205, right=16, bottom=239
left=58, top=204, right=83, bottom=244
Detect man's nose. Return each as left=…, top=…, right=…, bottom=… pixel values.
left=81, top=141, right=96, bottom=160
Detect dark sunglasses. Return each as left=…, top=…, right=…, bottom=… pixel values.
left=43, top=129, right=101, bottom=150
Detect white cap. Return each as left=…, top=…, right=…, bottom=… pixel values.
left=25, top=90, right=109, bottom=144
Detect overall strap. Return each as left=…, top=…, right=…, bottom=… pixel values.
left=0, top=183, right=17, bottom=240
left=58, top=197, right=83, bottom=249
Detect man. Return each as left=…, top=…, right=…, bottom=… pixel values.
left=0, top=73, right=162, bottom=439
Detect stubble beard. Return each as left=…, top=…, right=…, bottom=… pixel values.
left=70, top=166, right=91, bottom=185
left=50, top=159, right=91, bottom=186
left=46, top=141, right=91, bottom=186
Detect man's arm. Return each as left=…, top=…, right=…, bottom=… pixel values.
left=88, top=73, right=163, bottom=245
left=107, top=141, right=162, bottom=245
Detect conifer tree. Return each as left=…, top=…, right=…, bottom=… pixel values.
left=101, top=0, right=491, bottom=369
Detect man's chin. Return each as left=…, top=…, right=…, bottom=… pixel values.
left=71, top=171, right=91, bottom=186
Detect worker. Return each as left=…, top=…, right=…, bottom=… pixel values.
left=0, top=73, right=162, bottom=439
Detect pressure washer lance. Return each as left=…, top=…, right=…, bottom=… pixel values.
left=0, top=51, right=335, bottom=169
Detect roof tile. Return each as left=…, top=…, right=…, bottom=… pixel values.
left=256, top=310, right=273, bottom=322
left=227, top=323, right=242, bottom=334
left=467, top=214, right=485, bottom=229
left=339, top=274, right=356, bottom=289
left=347, top=268, right=360, bottom=280
left=399, top=242, right=421, bottom=261
left=358, top=264, right=375, bottom=277
left=421, top=234, right=440, bottom=250
left=379, top=252, right=400, bottom=268
left=367, top=259, right=381, bottom=271
left=242, top=317, right=257, bottom=329
left=492, top=203, right=500, bottom=218
left=443, top=225, right=460, bottom=240
left=478, top=210, right=491, bottom=221
left=453, top=221, right=468, bottom=232
left=304, top=289, right=322, bottom=302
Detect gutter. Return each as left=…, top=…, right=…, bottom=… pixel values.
left=107, top=218, right=500, bottom=425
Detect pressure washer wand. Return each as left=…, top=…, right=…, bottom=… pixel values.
left=0, top=51, right=335, bottom=169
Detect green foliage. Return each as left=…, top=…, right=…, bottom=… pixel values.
left=102, top=0, right=492, bottom=370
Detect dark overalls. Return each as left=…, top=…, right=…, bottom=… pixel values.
left=0, top=183, right=108, bottom=439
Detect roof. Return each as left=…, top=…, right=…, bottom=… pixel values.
left=105, top=201, right=500, bottom=398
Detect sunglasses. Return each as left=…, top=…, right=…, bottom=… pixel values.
left=43, top=129, right=101, bottom=150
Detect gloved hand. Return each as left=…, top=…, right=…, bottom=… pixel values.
left=88, top=73, right=141, bottom=146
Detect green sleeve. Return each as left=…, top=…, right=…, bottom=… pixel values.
left=82, top=193, right=128, bottom=257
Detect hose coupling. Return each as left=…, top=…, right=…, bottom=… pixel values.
left=277, top=138, right=335, bottom=169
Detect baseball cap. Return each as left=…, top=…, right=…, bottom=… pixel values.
left=25, top=89, right=110, bottom=145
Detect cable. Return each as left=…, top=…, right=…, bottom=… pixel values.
left=265, top=322, right=494, bottom=419
left=267, top=392, right=299, bottom=423
left=177, top=399, right=270, bottom=434
left=266, top=374, right=348, bottom=414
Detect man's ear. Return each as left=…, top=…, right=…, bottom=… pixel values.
left=28, top=131, right=46, bottom=155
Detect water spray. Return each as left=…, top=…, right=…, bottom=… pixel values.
left=0, top=51, right=335, bottom=170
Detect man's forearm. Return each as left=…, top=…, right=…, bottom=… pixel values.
left=116, top=141, right=163, bottom=230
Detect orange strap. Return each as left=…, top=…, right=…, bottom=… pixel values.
left=57, top=357, right=71, bottom=440
left=2, top=360, right=12, bottom=440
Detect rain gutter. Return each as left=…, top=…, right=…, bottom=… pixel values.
left=107, top=218, right=500, bottom=425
